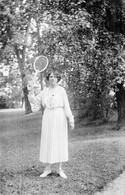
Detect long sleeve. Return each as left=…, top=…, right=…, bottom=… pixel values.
left=29, top=91, right=43, bottom=108
left=63, top=89, right=74, bottom=123
left=36, top=91, right=43, bottom=106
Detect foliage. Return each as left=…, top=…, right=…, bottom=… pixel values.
left=66, top=0, right=125, bottom=121
left=36, top=0, right=125, bottom=122
left=0, top=95, right=7, bottom=108
left=0, top=0, right=37, bottom=112
left=82, top=0, right=125, bottom=121
left=1, top=0, right=125, bottom=121
left=0, top=62, right=22, bottom=108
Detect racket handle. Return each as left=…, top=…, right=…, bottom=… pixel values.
left=33, top=71, right=38, bottom=86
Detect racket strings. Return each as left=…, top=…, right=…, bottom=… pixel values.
left=26, top=56, right=49, bottom=87
left=34, top=56, right=48, bottom=72
left=35, top=60, right=48, bottom=71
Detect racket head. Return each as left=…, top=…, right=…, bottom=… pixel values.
left=34, top=55, right=49, bottom=73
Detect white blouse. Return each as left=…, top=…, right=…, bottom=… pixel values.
left=36, top=86, right=74, bottom=123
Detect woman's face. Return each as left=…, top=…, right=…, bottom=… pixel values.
left=49, top=72, right=58, bottom=86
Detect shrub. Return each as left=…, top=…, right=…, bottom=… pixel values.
left=0, top=96, right=8, bottom=109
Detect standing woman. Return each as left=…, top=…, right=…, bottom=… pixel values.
left=35, top=70, right=74, bottom=179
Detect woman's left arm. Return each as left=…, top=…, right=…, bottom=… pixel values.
left=63, top=88, right=74, bottom=130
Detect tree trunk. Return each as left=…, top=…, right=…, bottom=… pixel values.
left=39, top=72, right=43, bottom=90
left=23, top=86, right=32, bottom=114
left=15, top=45, right=32, bottom=114
left=116, top=83, right=125, bottom=127
left=21, top=69, right=32, bottom=114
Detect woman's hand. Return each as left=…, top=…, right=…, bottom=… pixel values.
left=70, top=122, right=75, bottom=130
left=34, top=87, right=40, bottom=96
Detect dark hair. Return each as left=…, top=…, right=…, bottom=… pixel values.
left=46, top=70, right=61, bottom=82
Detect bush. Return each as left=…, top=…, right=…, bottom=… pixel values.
left=0, top=95, right=15, bottom=109
left=0, top=96, right=8, bottom=109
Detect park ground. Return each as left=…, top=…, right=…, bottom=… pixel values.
left=0, top=108, right=125, bottom=195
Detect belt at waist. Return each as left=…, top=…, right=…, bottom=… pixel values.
left=45, top=106, right=64, bottom=109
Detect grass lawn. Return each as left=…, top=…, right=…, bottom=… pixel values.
left=0, top=109, right=125, bottom=195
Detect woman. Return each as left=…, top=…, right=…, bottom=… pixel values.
left=35, top=70, right=74, bottom=179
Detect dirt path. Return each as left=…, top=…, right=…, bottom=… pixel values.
left=95, top=171, right=125, bottom=195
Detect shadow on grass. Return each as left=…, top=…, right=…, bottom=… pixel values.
left=1, top=109, right=125, bottom=195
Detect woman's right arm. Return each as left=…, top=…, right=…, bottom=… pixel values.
left=31, top=89, right=43, bottom=108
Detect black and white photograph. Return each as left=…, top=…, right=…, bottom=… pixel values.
left=0, top=0, right=125, bottom=194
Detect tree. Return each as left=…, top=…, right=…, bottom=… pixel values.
left=0, top=0, right=33, bottom=113
left=0, top=58, right=23, bottom=108
left=78, top=0, right=125, bottom=124
left=1, top=0, right=125, bottom=125
left=52, top=0, right=125, bottom=125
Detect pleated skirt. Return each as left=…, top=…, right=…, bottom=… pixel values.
left=39, top=107, right=68, bottom=164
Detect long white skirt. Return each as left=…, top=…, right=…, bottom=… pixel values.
left=39, top=107, right=68, bottom=164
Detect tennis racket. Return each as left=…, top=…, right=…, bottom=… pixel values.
left=33, top=55, right=49, bottom=85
